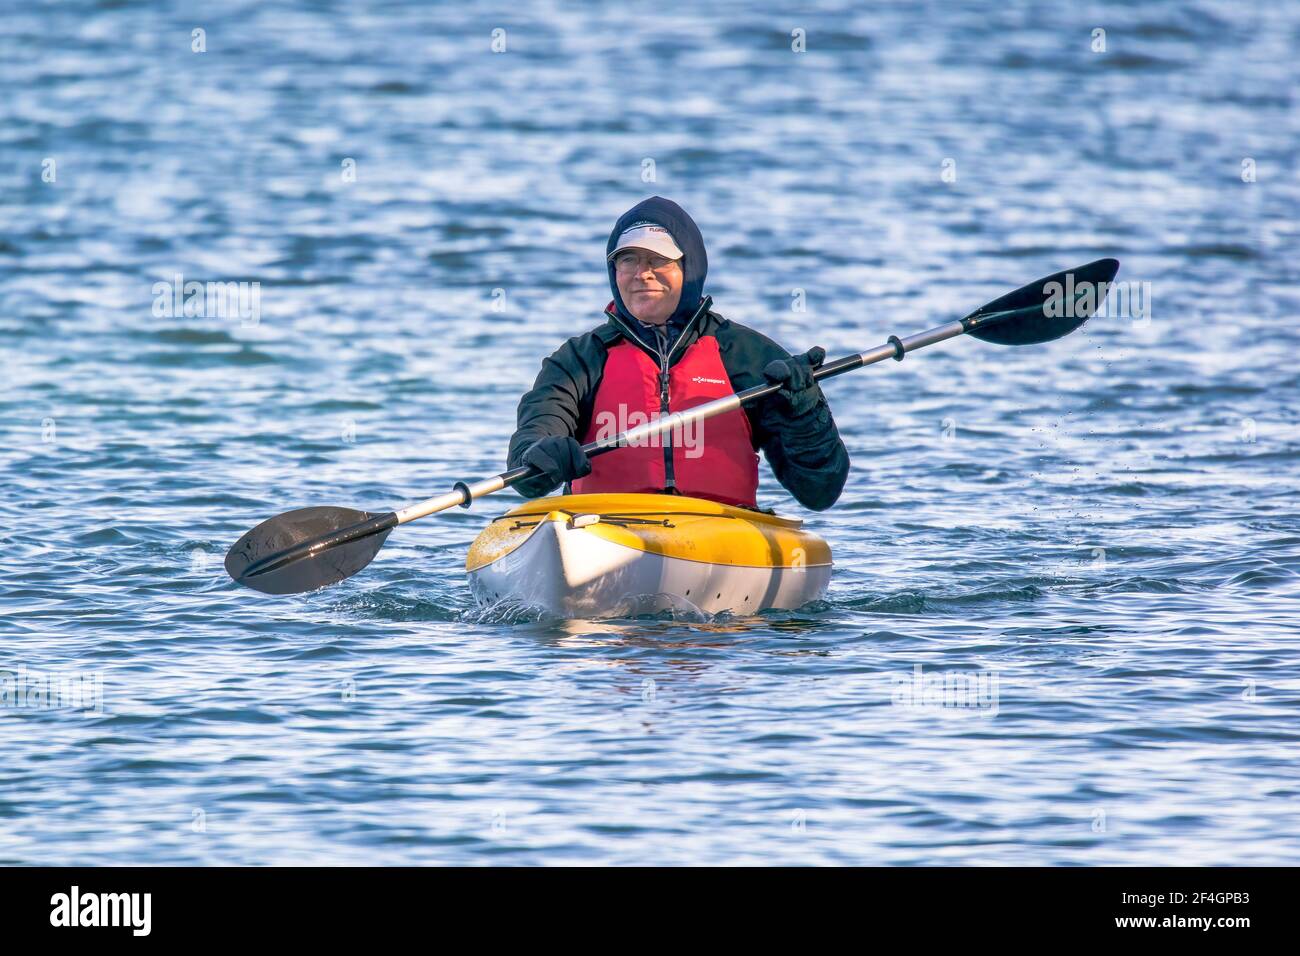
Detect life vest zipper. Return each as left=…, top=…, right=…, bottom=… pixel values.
left=603, top=297, right=712, bottom=496
left=659, top=364, right=674, bottom=491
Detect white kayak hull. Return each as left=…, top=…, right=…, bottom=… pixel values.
left=466, top=493, right=832, bottom=618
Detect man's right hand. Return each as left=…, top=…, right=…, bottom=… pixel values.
left=522, top=436, right=592, bottom=486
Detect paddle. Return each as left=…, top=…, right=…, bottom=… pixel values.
left=225, top=257, right=1119, bottom=594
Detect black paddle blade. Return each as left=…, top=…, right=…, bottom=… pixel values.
left=224, top=506, right=394, bottom=595
left=964, top=258, right=1120, bottom=345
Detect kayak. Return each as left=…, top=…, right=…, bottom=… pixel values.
left=466, top=493, right=831, bottom=617
left=465, top=493, right=832, bottom=618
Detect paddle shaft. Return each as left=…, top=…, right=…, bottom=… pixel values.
left=389, top=304, right=1036, bottom=524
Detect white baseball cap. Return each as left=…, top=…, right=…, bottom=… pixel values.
left=608, top=221, right=683, bottom=261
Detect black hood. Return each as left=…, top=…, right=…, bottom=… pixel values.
left=605, top=196, right=708, bottom=333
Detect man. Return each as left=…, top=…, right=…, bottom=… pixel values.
left=507, top=196, right=850, bottom=511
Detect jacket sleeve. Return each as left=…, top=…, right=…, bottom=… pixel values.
left=715, top=318, right=851, bottom=511
left=755, top=399, right=850, bottom=510
left=506, top=334, right=605, bottom=497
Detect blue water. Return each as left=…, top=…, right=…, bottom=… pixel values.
left=2, top=0, right=1298, bottom=865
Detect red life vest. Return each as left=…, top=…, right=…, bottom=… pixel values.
left=571, top=334, right=758, bottom=507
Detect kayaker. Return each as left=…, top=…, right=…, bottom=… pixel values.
left=507, top=196, right=850, bottom=510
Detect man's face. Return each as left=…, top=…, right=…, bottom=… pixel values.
left=613, top=249, right=683, bottom=326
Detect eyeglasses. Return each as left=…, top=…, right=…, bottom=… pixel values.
left=613, top=251, right=681, bottom=274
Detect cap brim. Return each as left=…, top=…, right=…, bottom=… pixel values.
left=608, top=228, right=683, bottom=261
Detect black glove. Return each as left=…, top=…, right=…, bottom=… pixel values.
left=522, top=435, right=592, bottom=487
left=763, top=346, right=827, bottom=418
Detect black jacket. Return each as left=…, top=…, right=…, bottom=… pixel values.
left=506, top=301, right=851, bottom=510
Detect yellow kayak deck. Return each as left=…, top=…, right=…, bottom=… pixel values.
left=465, top=493, right=831, bottom=573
